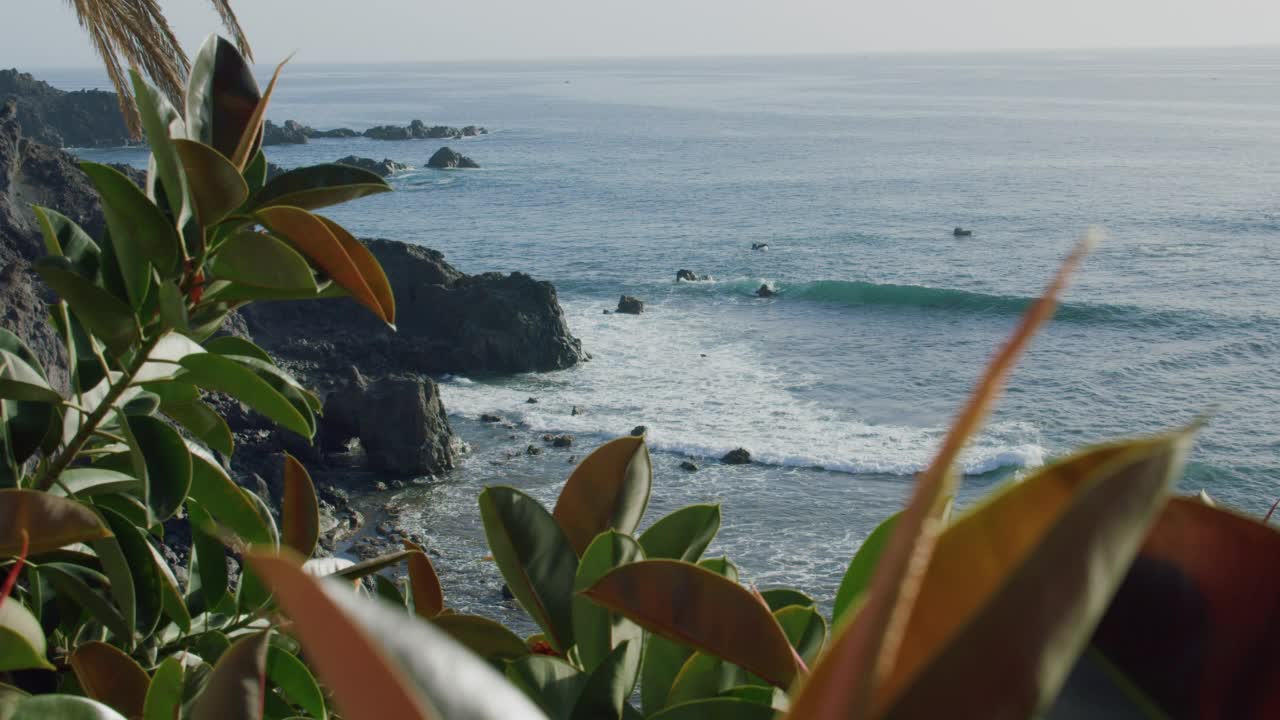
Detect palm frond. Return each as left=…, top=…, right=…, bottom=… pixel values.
left=63, top=0, right=252, bottom=138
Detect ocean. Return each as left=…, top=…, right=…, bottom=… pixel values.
left=65, top=47, right=1280, bottom=616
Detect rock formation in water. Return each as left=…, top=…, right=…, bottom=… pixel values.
left=426, top=146, right=480, bottom=169
left=334, top=155, right=410, bottom=177
left=616, top=295, right=645, bottom=314
left=0, top=69, right=131, bottom=148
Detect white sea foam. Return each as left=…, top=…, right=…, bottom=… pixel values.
left=440, top=299, right=1047, bottom=477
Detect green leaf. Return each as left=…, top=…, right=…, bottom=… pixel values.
left=430, top=614, right=529, bottom=667
left=145, top=533, right=192, bottom=633
left=49, top=468, right=140, bottom=498
left=34, top=257, right=138, bottom=355
left=266, top=645, right=327, bottom=720
left=506, top=656, right=588, bottom=720
left=160, top=394, right=233, bottom=457
left=187, top=501, right=229, bottom=611
left=173, top=139, right=248, bottom=224
left=143, top=657, right=185, bottom=720
left=243, top=150, right=268, bottom=197
left=130, top=70, right=191, bottom=230
left=584, top=560, right=800, bottom=689
left=178, top=353, right=311, bottom=438
left=647, top=698, right=776, bottom=720
left=315, top=215, right=396, bottom=326
left=552, top=436, right=651, bottom=556
left=186, top=444, right=273, bottom=545
left=638, top=505, right=721, bottom=562
left=127, top=415, right=192, bottom=522
left=759, top=588, right=815, bottom=613
left=832, top=511, right=899, bottom=626
left=641, top=634, right=692, bottom=716
left=0, top=682, right=30, bottom=719
left=37, top=563, right=130, bottom=642
left=773, top=604, right=826, bottom=666
left=9, top=695, right=129, bottom=720
left=209, top=231, right=317, bottom=291
left=191, top=631, right=271, bottom=720
left=478, top=486, right=578, bottom=653
left=696, top=556, right=738, bottom=583
left=185, top=35, right=261, bottom=161
left=33, top=206, right=101, bottom=277
left=665, top=653, right=745, bottom=708
left=249, top=551, right=546, bottom=720
left=0, top=350, right=60, bottom=403
left=572, top=641, right=637, bottom=720
left=157, top=280, right=190, bottom=332
left=572, top=531, right=644, bottom=675
left=0, top=599, right=54, bottom=671
left=251, top=164, right=391, bottom=211
left=202, top=335, right=273, bottom=363
left=99, top=508, right=165, bottom=640
left=372, top=574, right=406, bottom=608
left=0, top=489, right=112, bottom=556
left=81, top=162, right=180, bottom=297
left=281, top=454, right=319, bottom=557
left=69, top=641, right=150, bottom=718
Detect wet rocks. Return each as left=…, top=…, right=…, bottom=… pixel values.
left=721, top=448, right=752, bottom=465
left=365, top=124, right=412, bottom=141
left=335, top=155, right=409, bottom=177
left=631, top=425, right=647, bottom=437
left=480, top=414, right=503, bottom=423
left=676, top=269, right=708, bottom=282
left=426, top=146, right=479, bottom=169
left=616, top=295, right=645, bottom=314
left=307, top=127, right=359, bottom=139
left=751, top=242, right=769, bottom=250
left=526, top=444, right=543, bottom=456
left=542, top=434, right=573, bottom=448
left=680, top=461, right=700, bottom=472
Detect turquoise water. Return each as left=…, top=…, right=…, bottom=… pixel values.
left=69, top=47, right=1280, bottom=611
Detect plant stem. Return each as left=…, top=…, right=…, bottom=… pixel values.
left=34, top=334, right=162, bottom=491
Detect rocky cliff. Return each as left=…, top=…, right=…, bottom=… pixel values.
left=0, top=69, right=131, bottom=148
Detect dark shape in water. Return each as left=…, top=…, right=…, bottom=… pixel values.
left=954, top=227, right=973, bottom=237
left=756, top=284, right=778, bottom=298
left=752, top=242, right=770, bottom=250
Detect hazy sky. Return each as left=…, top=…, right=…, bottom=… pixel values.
left=3, top=0, right=1279, bottom=67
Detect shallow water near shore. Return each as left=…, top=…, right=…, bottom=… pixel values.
left=69, top=47, right=1280, bottom=616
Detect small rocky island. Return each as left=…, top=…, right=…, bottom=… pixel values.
left=426, top=146, right=479, bottom=169
left=263, top=118, right=488, bottom=146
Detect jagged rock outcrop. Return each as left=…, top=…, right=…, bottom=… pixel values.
left=307, top=127, right=359, bottom=139
left=321, top=369, right=459, bottom=475
left=616, top=296, right=644, bottom=314
left=676, top=269, right=708, bottom=282
left=0, top=263, right=69, bottom=392
left=334, top=156, right=409, bottom=177
left=241, top=238, right=585, bottom=376
left=426, top=147, right=479, bottom=169
left=365, top=120, right=488, bottom=141
left=0, top=69, right=131, bottom=148
left=364, top=124, right=412, bottom=141
left=721, top=448, right=752, bottom=465
left=262, top=119, right=309, bottom=146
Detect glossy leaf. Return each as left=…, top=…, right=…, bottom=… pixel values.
left=250, top=549, right=548, bottom=719
left=665, top=653, right=745, bottom=708
left=0, top=683, right=30, bottom=719
left=786, top=235, right=1095, bottom=720
left=430, top=614, right=529, bottom=666
left=866, top=432, right=1193, bottom=719
left=479, top=486, right=578, bottom=653
left=99, top=508, right=165, bottom=640
left=0, top=489, right=112, bottom=556
left=641, top=634, right=692, bottom=716
left=173, top=139, right=248, bottom=224
left=315, top=215, right=395, bottom=325
left=257, top=206, right=390, bottom=325
left=209, top=231, right=317, bottom=290
left=1089, top=497, right=1280, bottom=718
left=143, top=657, right=185, bottom=720
left=572, top=641, right=636, bottom=720
left=9, top=695, right=128, bottom=720
left=185, top=35, right=261, bottom=161
left=584, top=560, right=800, bottom=688
left=506, top=656, right=587, bottom=720
left=832, top=512, right=899, bottom=626
left=82, top=162, right=180, bottom=297
left=130, top=70, right=190, bottom=229
left=34, top=257, right=138, bottom=355
left=203, top=335, right=273, bottom=363
left=192, top=631, right=271, bottom=720
left=161, top=394, right=233, bottom=456
left=760, top=588, right=815, bottom=613
left=229, top=57, right=288, bottom=169
left=127, top=414, right=192, bottom=522
left=552, top=436, right=651, bottom=556
left=0, top=350, right=60, bottom=403
left=774, top=605, right=827, bottom=666
left=37, top=563, right=130, bottom=642
left=572, top=530, right=644, bottom=675
left=403, top=539, right=444, bottom=619
left=145, top=535, right=192, bottom=633
left=251, top=164, right=391, bottom=212
left=187, top=445, right=273, bottom=545
left=266, top=644, right=327, bottom=720
left=33, top=206, right=101, bottom=277
left=0, top=598, right=53, bottom=671
left=188, top=501, right=229, bottom=610
left=50, top=468, right=140, bottom=498
left=638, top=503, right=720, bottom=563
left=281, top=454, right=319, bottom=557
left=179, top=353, right=311, bottom=437
left=69, top=641, right=150, bottom=719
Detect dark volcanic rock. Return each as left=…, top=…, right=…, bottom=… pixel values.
left=265, top=162, right=288, bottom=182
left=680, top=461, right=699, bottom=472
left=262, top=119, right=309, bottom=146
left=320, top=371, right=458, bottom=475
left=0, top=262, right=69, bottom=393
left=676, top=269, right=708, bottom=282
left=241, top=238, right=585, bottom=376
left=630, top=425, right=647, bottom=437
left=306, top=127, right=359, bottom=139
left=426, top=146, right=479, bottom=169
left=365, top=125, right=412, bottom=141
left=721, top=448, right=752, bottom=465
left=0, top=69, right=130, bottom=148
left=335, top=155, right=409, bottom=177
left=616, top=296, right=644, bottom=314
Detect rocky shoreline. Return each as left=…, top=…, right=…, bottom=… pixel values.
left=0, top=83, right=578, bottom=567
left=262, top=118, right=488, bottom=146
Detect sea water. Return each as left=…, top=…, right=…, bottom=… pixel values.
left=68, top=47, right=1280, bottom=615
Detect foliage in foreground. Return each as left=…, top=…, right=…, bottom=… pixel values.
left=2, top=34, right=1279, bottom=720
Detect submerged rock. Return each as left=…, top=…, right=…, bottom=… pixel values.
left=335, top=155, right=409, bottom=177
left=676, top=269, right=709, bottom=282
left=426, top=146, right=479, bottom=169
left=680, top=461, right=699, bottom=472
left=630, top=425, right=647, bottom=437
left=721, top=448, right=752, bottom=465
left=616, top=295, right=645, bottom=314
